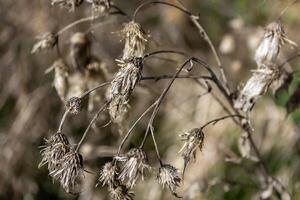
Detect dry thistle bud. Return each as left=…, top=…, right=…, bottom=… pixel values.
left=51, top=150, right=84, bottom=192
left=115, top=148, right=150, bottom=188
left=109, top=185, right=134, bottom=200
left=65, top=97, right=82, bottom=115
left=39, top=132, right=70, bottom=172
left=179, top=128, right=204, bottom=172
left=234, top=67, right=279, bottom=112
left=255, top=21, right=297, bottom=67
left=157, top=164, right=182, bottom=197
left=51, top=59, right=69, bottom=101
left=108, top=58, right=143, bottom=122
left=31, top=32, right=58, bottom=54
left=51, top=0, right=83, bottom=11
left=70, top=32, right=91, bottom=71
left=97, top=162, right=119, bottom=187
left=120, top=21, right=148, bottom=60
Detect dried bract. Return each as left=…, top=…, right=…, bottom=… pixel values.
left=51, top=0, right=83, bottom=11
left=65, top=97, right=82, bottom=115
left=255, top=21, right=297, bottom=67
left=98, top=162, right=119, bottom=187
left=31, top=32, right=58, bottom=54
left=39, top=132, right=70, bottom=172
left=108, top=58, right=143, bottom=122
left=52, top=59, right=69, bottom=101
left=158, top=164, right=181, bottom=197
left=115, top=148, right=150, bottom=188
left=109, top=185, right=134, bottom=200
left=51, top=151, right=84, bottom=192
left=179, top=128, right=204, bottom=172
left=234, top=67, right=279, bottom=112
left=120, top=21, right=147, bottom=60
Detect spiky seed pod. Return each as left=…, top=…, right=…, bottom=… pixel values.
left=51, top=0, right=83, bottom=11
left=65, top=97, right=82, bottom=115
left=51, top=150, right=84, bottom=192
left=70, top=32, right=91, bottom=71
left=31, top=32, right=58, bottom=54
left=39, top=132, right=70, bottom=172
left=109, top=185, right=134, bottom=200
left=51, top=59, right=69, bottom=101
left=255, top=21, right=297, bottom=67
left=97, top=162, right=119, bottom=187
left=120, top=21, right=148, bottom=60
left=234, top=67, right=280, bottom=112
left=157, top=164, right=182, bottom=197
left=115, top=148, right=150, bottom=188
left=179, top=128, right=204, bottom=172
left=108, top=58, right=143, bottom=122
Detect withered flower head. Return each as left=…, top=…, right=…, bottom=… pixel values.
left=179, top=128, right=204, bottom=172
left=255, top=21, right=297, bottom=67
left=51, top=150, right=84, bottom=192
left=108, top=58, right=143, bottom=122
left=158, top=164, right=182, bottom=197
left=89, top=0, right=111, bottom=15
left=51, top=0, right=83, bottom=11
left=109, top=185, right=134, bottom=200
left=115, top=148, right=150, bottom=188
left=120, top=21, right=148, bottom=60
left=70, top=32, right=91, bottom=71
left=65, top=97, right=82, bottom=115
left=97, top=162, right=119, bottom=187
left=51, top=59, right=69, bottom=101
left=39, top=132, right=70, bottom=171
left=31, top=32, right=58, bottom=54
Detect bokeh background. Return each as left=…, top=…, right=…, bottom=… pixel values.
left=1, top=0, right=300, bottom=199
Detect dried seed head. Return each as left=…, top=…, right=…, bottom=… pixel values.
left=108, top=59, right=143, bottom=122
left=31, top=32, right=58, bottom=54
left=97, top=162, right=119, bottom=187
left=51, top=150, right=84, bottom=192
left=51, top=0, right=83, bottom=11
left=70, top=32, right=91, bottom=71
left=88, top=0, right=111, bottom=15
left=179, top=128, right=204, bottom=172
left=234, top=67, right=279, bottom=112
left=65, top=97, right=82, bottom=115
left=52, top=59, right=69, bottom=101
left=109, top=185, right=134, bottom=200
left=255, top=21, right=296, bottom=67
left=120, top=21, right=148, bottom=60
left=158, top=164, right=181, bottom=197
left=115, top=148, right=150, bottom=188
left=39, top=132, right=70, bottom=172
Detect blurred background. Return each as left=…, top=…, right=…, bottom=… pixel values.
left=1, top=0, right=300, bottom=199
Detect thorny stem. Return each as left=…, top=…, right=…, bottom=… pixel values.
left=57, top=110, right=69, bottom=133
left=79, top=82, right=111, bottom=99
left=75, top=101, right=110, bottom=152
left=117, top=101, right=157, bottom=155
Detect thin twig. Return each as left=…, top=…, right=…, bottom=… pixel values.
left=141, top=74, right=212, bottom=81
left=57, top=110, right=69, bottom=133
left=200, top=114, right=245, bottom=130
left=79, top=82, right=111, bottom=99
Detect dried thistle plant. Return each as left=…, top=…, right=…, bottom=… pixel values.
left=86, top=0, right=111, bottom=15
left=179, top=128, right=204, bottom=172
left=65, top=97, right=82, bottom=115
left=115, top=148, right=150, bottom=188
left=70, top=32, right=91, bottom=71
left=51, top=0, right=83, bottom=11
left=51, top=59, right=69, bottom=101
left=108, top=58, right=143, bottom=122
left=31, top=32, right=58, bottom=54
left=109, top=185, right=134, bottom=200
left=50, top=150, right=84, bottom=192
left=157, top=164, right=182, bottom=197
left=120, top=21, right=148, bottom=60
left=39, top=132, right=70, bottom=172
left=97, top=161, right=119, bottom=187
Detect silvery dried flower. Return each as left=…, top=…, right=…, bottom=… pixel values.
left=234, top=67, right=279, bottom=112
left=109, top=185, right=134, bottom=200
left=65, top=97, right=82, bottom=115
left=70, top=32, right=91, bottom=71
left=85, top=0, right=111, bottom=15
left=179, top=128, right=204, bottom=172
left=108, top=58, right=143, bottom=122
left=51, top=59, right=69, bottom=101
left=97, top=162, right=119, bottom=187
left=39, top=132, right=70, bottom=172
left=51, top=0, right=83, bottom=11
left=158, top=164, right=182, bottom=197
left=120, top=21, right=147, bottom=60
left=115, top=148, right=150, bottom=188
left=31, top=32, right=58, bottom=54
left=255, top=21, right=297, bottom=67
left=51, top=150, right=84, bottom=192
